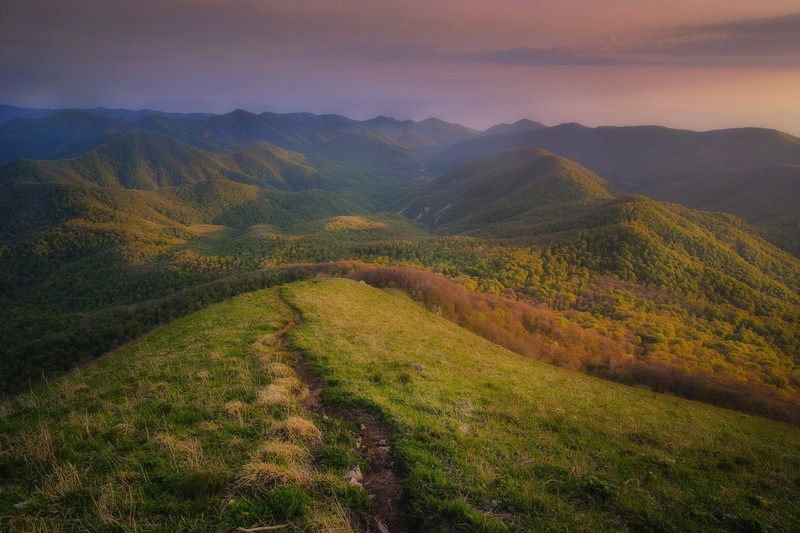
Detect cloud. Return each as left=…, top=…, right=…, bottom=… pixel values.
left=636, top=11, right=800, bottom=64
left=445, top=11, right=800, bottom=68
left=456, top=46, right=634, bottom=67
left=312, top=44, right=440, bottom=62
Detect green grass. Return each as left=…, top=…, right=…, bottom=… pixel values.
left=2, top=279, right=799, bottom=531
left=0, top=289, right=367, bottom=531
left=285, top=278, right=800, bottom=532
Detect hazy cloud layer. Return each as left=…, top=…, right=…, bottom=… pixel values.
left=1, top=1, right=800, bottom=134
left=335, top=12, right=800, bottom=68
left=632, top=12, right=800, bottom=65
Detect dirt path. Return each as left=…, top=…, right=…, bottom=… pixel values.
left=275, top=290, right=412, bottom=533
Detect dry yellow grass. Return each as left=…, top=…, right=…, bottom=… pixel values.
left=267, top=362, right=295, bottom=378
left=3, top=516, right=63, bottom=533
left=257, top=384, right=296, bottom=407
left=274, top=376, right=305, bottom=395
left=308, top=498, right=356, bottom=533
left=112, top=422, right=137, bottom=438
left=153, top=434, right=204, bottom=469
left=253, top=334, right=278, bottom=350
left=67, top=382, right=91, bottom=397
left=252, top=441, right=311, bottom=465
left=236, top=461, right=313, bottom=490
left=17, top=425, right=56, bottom=466
left=92, top=476, right=142, bottom=530
left=225, top=400, right=247, bottom=426
left=281, top=416, right=322, bottom=443
left=41, top=462, right=83, bottom=500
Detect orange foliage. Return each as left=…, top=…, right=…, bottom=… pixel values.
left=350, top=266, right=800, bottom=424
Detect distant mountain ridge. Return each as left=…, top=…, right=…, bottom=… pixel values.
left=0, top=104, right=214, bottom=125
left=434, top=123, right=800, bottom=191
left=2, top=104, right=800, bottom=256
left=0, top=107, right=478, bottom=164
left=398, top=147, right=619, bottom=236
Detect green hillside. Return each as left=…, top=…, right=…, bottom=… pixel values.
left=12, top=131, right=242, bottom=189
left=644, top=164, right=800, bottom=255
left=308, top=133, right=424, bottom=203
left=0, top=288, right=373, bottom=531
left=434, top=123, right=800, bottom=191
left=0, top=132, right=341, bottom=192
left=227, top=142, right=335, bottom=191
left=398, top=148, right=619, bottom=234
left=2, top=280, right=799, bottom=531
left=0, top=111, right=127, bottom=163
left=645, top=165, right=800, bottom=223
left=287, top=279, right=800, bottom=531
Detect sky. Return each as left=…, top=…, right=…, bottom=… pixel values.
left=2, top=0, right=800, bottom=134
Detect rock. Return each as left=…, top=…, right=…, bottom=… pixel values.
left=343, top=465, right=363, bottom=482
left=13, top=500, right=29, bottom=509
left=349, top=478, right=363, bottom=489
left=413, top=363, right=424, bottom=372
left=376, top=519, right=390, bottom=533
left=360, top=423, right=367, bottom=431
left=355, top=437, right=362, bottom=449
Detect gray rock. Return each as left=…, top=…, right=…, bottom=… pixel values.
left=343, top=465, right=363, bottom=482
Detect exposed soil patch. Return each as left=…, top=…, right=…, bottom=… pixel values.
left=276, top=291, right=412, bottom=533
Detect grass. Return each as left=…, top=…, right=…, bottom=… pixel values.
left=3, top=278, right=799, bottom=531
left=0, top=289, right=368, bottom=531
left=285, top=278, right=800, bottom=532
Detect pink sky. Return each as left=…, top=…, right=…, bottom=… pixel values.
left=2, top=0, right=800, bottom=133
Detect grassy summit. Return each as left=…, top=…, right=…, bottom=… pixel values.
left=286, top=278, right=800, bottom=531
left=0, top=289, right=369, bottom=531
left=1, top=279, right=799, bottom=531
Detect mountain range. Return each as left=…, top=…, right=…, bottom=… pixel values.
left=1, top=104, right=800, bottom=530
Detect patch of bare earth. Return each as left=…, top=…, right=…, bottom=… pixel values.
left=277, top=293, right=411, bottom=533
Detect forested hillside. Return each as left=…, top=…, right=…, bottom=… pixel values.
left=1, top=107, right=799, bottom=428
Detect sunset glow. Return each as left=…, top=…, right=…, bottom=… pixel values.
left=2, top=0, right=800, bottom=133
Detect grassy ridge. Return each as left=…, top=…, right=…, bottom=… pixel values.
left=0, top=289, right=370, bottom=531
left=286, top=279, right=800, bottom=532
